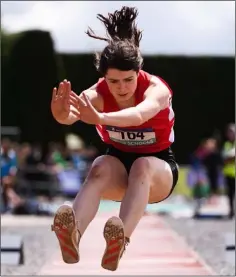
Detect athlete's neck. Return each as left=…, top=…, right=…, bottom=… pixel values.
left=117, top=95, right=136, bottom=110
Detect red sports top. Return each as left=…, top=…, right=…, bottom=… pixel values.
left=95, top=70, right=175, bottom=153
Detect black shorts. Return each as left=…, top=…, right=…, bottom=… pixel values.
left=106, top=146, right=179, bottom=202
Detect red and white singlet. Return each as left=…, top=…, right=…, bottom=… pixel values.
left=95, top=70, right=175, bottom=153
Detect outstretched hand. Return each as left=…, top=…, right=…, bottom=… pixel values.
left=51, top=80, right=80, bottom=122
left=76, top=92, right=104, bottom=125
left=51, top=80, right=104, bottom=125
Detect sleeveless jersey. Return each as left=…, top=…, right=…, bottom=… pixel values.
left=95, top=70, right=175, bottom=153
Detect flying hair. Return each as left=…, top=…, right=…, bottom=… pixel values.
left=85, top=6, right=142, bottom=47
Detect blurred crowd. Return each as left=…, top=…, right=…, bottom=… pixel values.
left=0, top=133, right=98, bottom=215
left=188, top=123, right=235, bottom=218
left=1, top=124, right=235, bottom=218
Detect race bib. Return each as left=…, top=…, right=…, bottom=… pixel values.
left=106, top=126, right=156, bottom=146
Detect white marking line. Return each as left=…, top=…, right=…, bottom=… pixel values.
left=225, top=251, right=235, bottom=265
left=224, top=232, right=235, bottom=265
left=225, top=232, right=235, bottom=246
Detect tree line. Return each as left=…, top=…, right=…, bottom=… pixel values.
left=1, top=29, right=235, bottom=163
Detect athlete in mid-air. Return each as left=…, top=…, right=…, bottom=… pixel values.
left=51, top=6, right=178, bottom=271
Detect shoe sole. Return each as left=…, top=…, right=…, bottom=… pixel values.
left=51, top=204, right=79, bottom=264
left=101, top=216, right=125, bottom=271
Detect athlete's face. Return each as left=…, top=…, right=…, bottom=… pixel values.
left=105, top=69, right=138, bottom=102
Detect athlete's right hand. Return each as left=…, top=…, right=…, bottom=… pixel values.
left=51, top=79, right=80, bottom=123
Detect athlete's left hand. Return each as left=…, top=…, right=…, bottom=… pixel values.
left=77, top=92, right=104, bottom=125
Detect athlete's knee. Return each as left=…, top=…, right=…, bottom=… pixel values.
left=88, top=155, right=115, bottom=178
left=87, top=155, right=126, bottom=182
left=129, top=157, right=151, bottom=181
left=130, top=157, right=151, bottom=174
left=85, top=155, right=127, bottom=194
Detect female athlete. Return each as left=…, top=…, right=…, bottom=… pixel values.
left=51, top=6, right=179, bottom=271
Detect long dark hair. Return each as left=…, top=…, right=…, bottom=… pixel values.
left=85, top=6, right=143, bottom=75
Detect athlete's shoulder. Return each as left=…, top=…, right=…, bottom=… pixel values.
left=150, top=75, right=173, bottom=96
left=97, top=77, right=105, bottom=85
left=138, top=70, right=152, bottom=82
left=139, top=70, right=168, bottom=87
left=139, top=70, right=173, bottom=96
left=136, top=70, right=152, bottom=93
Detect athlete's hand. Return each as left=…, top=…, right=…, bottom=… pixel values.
left=77, top=92, right=103, bottom=125
left=51, top=80, right=80, bottom=122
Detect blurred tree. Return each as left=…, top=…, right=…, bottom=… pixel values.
left=2, top=29, right=23, bottom=130
left=5, top=30, right=65, bottom=154
left=1, top=27, right=234, bottom=163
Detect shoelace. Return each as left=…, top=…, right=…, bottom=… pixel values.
left=120, top=237, right=130, bottom=258
left=125, top=237, right=130, bottom=248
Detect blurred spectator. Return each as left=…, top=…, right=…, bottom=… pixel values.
left=2, top=182, right=53, bottom=216
left=57, top=134, right=87, bottom=197
left=188, top=137, right=223, bottom=204
left=66, top=133, right=86, bottom=171
left=1, top=137, right=18, bottom=212
left=17, top=143, right=32, bottom=169
left=47, top=142, right=72, bottom=172
left=22, top=144, right=48, bottom=182
left=1, top=137, right=17, bottom=178
left=18, top=143, right=57, bottom=199
left=202, top=138, right=223, bottom=204
left=83, top=145, right=98, bottom=163
left=188, top=140, right=210, bottom=201
left=190, top=139, right=208, bottom=170
left=0, top=135, right=99, bottom=213
left=78, top=146, right=98, bottom=181
left=25, top=143, right=44, bottom=167
left=222, top=123, right=235, bottom=218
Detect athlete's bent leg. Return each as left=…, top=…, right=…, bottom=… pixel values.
left=52, top=155, right=128, bottom=264
left=72, top=155, right=128, bottom=234
left=119, top=157, right=173, bottom=238
left=101, top=157, right=174, bottom=271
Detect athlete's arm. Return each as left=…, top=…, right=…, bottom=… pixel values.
left=101, top=76, right=171, bottom=127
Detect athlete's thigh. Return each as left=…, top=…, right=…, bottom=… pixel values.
left=130, top=156, right=174, bottom=203
left=148, top=157, right=174, bottom=203
left=92, top=155, right=128, bottom=201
